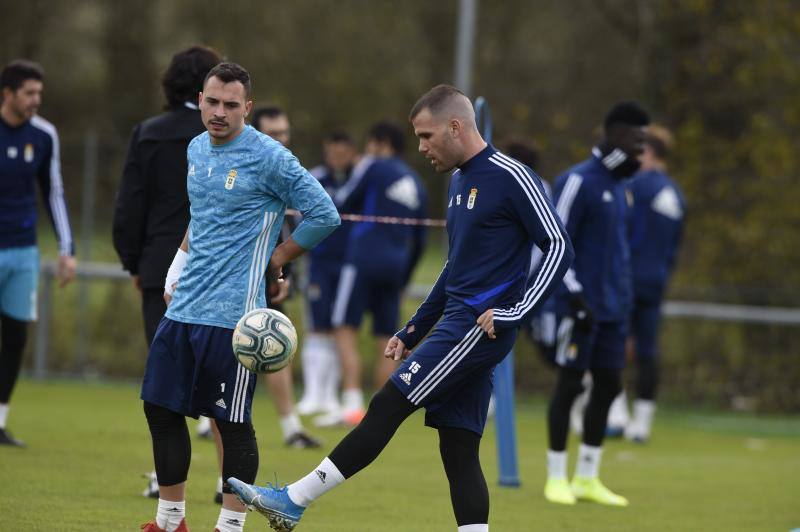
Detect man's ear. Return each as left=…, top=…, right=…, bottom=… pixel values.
left=245, top=100, right=253, bottom=118
left=450, top=118, right=462, bottom=138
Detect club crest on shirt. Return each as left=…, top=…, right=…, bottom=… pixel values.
left=24, top=143, right=34, bottom=163
left=467, top=187, right=477, bottom=209
left=7, top=146, right=18, bottom=159
left=225, top=169, right=238, bottom=190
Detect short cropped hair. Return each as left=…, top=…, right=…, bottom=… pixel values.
left=644, top=124, right=673, bottom=160
left=604, top=101, right=650, bottom=132
left=204, top=62, right=252, bottom=98
left=162, top=45, right=221, bottom=109
left=251, top=105, right=286, bottom=127
left=409, top=84, right=466, bottom=121
left=367, top=121, right=405, bottom=154
left=1, top=60, right=44, bottom=91
left=324, top=129, right=355, bottom=145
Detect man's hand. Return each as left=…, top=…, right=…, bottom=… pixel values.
left=384, top=336, right=411, bottom=361
left=269, top=277, right=291, bottom=305
left=163, top=289, right=174, bottom=306
left=477, top=309, right=496, bottom=339
left=57, top=256, right=76, bottom=287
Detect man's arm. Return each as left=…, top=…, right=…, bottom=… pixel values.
left=488, top=164, right=574, bottom=333
left=35, top=118, right=75, bottom=286
left=112, top=124, right=148, bottom=279
left=392, top=259, right=450, bottom=354
left=163, top=228, right=189, bottom=305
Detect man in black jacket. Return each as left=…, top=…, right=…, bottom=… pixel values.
left=112, top=45, right=221, bottom=501
left=113, top=45, right=221, bottom=346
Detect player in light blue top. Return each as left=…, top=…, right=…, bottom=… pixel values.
left=139, top=63, right=339, bottom=532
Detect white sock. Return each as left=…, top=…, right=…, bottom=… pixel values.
left=607, top=391, right=630, bottom=427
left=321, top=337, right=341, bottom=407
left=287, top=456, right=345, bottom=507
left=630, top=399, right=656, bottom=435
left=458, top=525, right=488, bottom=532
left=215, top=507, right=247, bottom=532
left=299, top=335, right=325, bottom=405
left=216, top=476, right=223, bottom=494
left=575, top=443, right=603, bottom=479
left=342, top=388, right=363, bottom=412
left=0, top=403, right=8, bottom=429
left=546, top=450, right=568, bottom=480
left=280, top=413, right=304, bottom=440
left=156, top=499, right=185, bottom=531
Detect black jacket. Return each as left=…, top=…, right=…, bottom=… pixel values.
left=112, top=106, right=204, bottom=288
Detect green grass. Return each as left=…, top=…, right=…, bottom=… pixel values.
left=1, top=380, right=798, bottom=531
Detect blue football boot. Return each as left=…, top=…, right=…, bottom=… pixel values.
left=227, top=477, right=305, bottom=531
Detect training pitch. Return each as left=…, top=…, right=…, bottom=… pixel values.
left=0, top=380, right=797, bottom=531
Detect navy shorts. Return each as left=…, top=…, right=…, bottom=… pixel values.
left=390, top=306, right=517, bottom=435
left=630, top=296, right=662, bottom=360
left=549, top=316, right=627, bottom=370
left=141, top=317, right=257, bottom=423
left=305, top=260, right=341, bottom=332
left=331, top=263, right=402, bottom=336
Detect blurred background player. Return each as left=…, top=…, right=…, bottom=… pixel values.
left=139, top=62, right=339, bottom=532
left=296, top=130, right=359, bottom=417
left=112, top=45, right=221, bottom=499
left=318, top=121, right=428, bottom=427
left=251, top=104, right=322, bottom=449
left=0, top=60, right=76, bottom=447
left=543, top=101, right=649, bottom=507
left=622, top=124, right=685, bottom=442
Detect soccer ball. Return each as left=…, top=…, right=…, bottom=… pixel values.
left=232, top=308, right=298, bottom=374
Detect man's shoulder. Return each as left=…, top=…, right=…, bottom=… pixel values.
left=139, top=109, right=205, bottom=142
left=29, top=115, right=58, bottom=143
left=555, top=158, right=600, bottom=187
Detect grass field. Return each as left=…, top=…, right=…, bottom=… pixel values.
left=1, top=380, right=798, bottom=531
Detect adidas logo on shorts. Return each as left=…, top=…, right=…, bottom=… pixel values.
left=216, top=398, right=227, bottom=409
left=399, top=372, right=412, bottom=385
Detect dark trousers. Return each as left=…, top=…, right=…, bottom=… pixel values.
left=142, top=288, right=167, bottom=347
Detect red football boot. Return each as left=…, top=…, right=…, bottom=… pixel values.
left=140, top=519, right=190, bottom=531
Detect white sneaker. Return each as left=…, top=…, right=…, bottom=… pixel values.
left=313, top=409, right=345, bottom=428
left=625, top=400, right=655, bottom=442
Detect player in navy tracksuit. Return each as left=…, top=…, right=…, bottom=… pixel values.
left=623, top=125, right=684, bottom=442
left=0, top=60, right=75, bottom=447
left=543, top=102, right=650, bottom=507
left=295, top=130, right=359, bottom=418
left=229, top=85, right=572, bottom=532
left=321, top=122, right=428, bottom=426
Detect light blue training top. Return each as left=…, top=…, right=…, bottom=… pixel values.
left=166, top=125, right=340, bottom=329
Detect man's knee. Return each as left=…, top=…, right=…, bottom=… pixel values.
left=553, top=367, right=585, bottom=401
left=216, top=419, right=259, bottom=492
left=591, top=368, right=622, bottom=404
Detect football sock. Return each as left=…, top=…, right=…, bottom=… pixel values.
left=321, top=336, right=341, bottom=407
left=546, top=450, right=568, bottom=479
left=287, top=456, right=345, bottom=507
left=156, top=499, right=185, bottom=531
left=299, top=334, right=325, bottom=406
left=279, top=413, right=303, bottom=440
left=0, top=404, right=8, bottom=429
left=628, top=399, right=656, bottom=438
left=0, top=314, right=27, bottom=404
left=547, top=367, right=585, bottom=451
left=342, top=387, right=364, bottom=412
left=459, top=525, right=489, bottom=532
left=215, top=507, right=246, bottom=532
left=575, top=443, right=602, bottom=479
left=439, top=427, right=489, bottom=527
left=607, top=391, right=630, bottom=428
